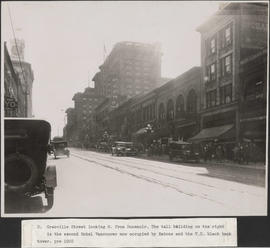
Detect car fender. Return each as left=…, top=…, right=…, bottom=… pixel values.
left=44, top=166, right=57, bottom=188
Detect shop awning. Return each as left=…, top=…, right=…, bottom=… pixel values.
left=189, top=124, right=234, bottom=142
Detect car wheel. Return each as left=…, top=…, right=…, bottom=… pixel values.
left=5, top=153, right=39, bottom=194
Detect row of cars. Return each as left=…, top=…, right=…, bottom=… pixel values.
left=109, top=140, right=200, bottom=162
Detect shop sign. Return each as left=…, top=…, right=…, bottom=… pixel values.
left=5, top=96, right=18, bottom=109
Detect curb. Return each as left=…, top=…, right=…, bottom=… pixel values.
left=137, top=154, right=265, bottom=171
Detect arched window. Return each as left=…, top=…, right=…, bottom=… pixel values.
left=175, top=95, right=185, bottom=118
left=158, top=103, right=165, bottom=120
left=167, top=99, right=174, bottom=121
left=187, top=89, right=197, bottom=113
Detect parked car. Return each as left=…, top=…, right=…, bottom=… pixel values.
left=168, top=140, right=200, bottom=162
left=111, top=141, right=137, bottom=156
left=51, top=140, right=70, bottom=159
left=97, top=141, right=110, bottom=153
left=4, top=119, right=57, bottom=213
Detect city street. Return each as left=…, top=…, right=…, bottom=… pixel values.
left=44, top=148, right=267, bottom=217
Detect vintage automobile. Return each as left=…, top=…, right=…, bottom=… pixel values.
left=111, top=141, right=137, bottom=156
left=168, top=140, right=200, bottom=162
left=51, top=140, right=70, bottom=159
left=4, top=119, right=57, bottom=213
left=97, top=141, right=110, bottom=153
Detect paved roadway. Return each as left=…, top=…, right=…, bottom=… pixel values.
left=42, top=148, right=267, bottom=217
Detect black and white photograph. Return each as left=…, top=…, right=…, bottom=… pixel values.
left=1, top=1, right=268, bottom=217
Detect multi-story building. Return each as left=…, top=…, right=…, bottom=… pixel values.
left=100, top=67, right=202, bottom=144
left=63, top=107, right=76, bottom=144
left=238, top=48, right=267, bottom=160
left=92, top=41, right=162, bottom=99
left=10, top=39, right=34, bottom=117
left=71, top=87, right=104, bottom=145
left=94, top=95, right=127, bottom=139
left=193, top=2, right=267, bottom=148
left=4, top=42, right=25, bottom=117
left=154, top=67, right=202, bottom=140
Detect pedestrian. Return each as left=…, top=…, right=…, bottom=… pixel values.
left=238, top=142, right=244, bottom=164
left=203, top=144, right=208, bottom=162
left=243, top=142, right=250, bottom=164
left=232, top=144, right=239, bottom=163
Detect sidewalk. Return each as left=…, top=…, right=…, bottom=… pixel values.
left=137, top=153, right=266, bottom=171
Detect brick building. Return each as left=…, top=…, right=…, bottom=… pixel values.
left=192, top=2, right=267, bottom=147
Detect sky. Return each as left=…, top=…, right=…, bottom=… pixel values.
left=2, top=1, right=219, bottom=137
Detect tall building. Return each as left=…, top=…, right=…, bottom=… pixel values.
left=195, top=2, right=267, bottom=143
left=10, top=39, right=34, bottom=117
left=4, top=42, right=25, bottom=117
left=92, top=41, right=162, bottom=99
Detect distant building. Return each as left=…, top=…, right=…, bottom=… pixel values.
left=195, top=2, right=267, bottom=146
left=98, top=67, right=202, bottom=143
left=63, top=108, right=76, bottom=143
left=70, top=87, right=104, bottom=146
left=94, top=95, right=127, bottom=140
left=4, top=42, right=25, bottom=117
left=93, top=41, right=162, bottom=99
left=10, top=39, right=34, bottom=117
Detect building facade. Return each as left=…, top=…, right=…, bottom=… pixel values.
left=92, top=41, right=162, bottom=99
left=238, top=48, right=267, bottom=160
left=10, top=39, right=34, bottom=117
left=194, top=2, right=267, bottom=148
left=70, top=87, right=104, bottom=146
left=63, top=107, right=76, bottom=143
left=4, top=42, right=25, bottom=117
left=97, top=67, right=202, bottom=144
left=154, top=67, right=202, bottom=141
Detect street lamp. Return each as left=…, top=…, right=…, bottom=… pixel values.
left=145, top=124, right=154, bottom=134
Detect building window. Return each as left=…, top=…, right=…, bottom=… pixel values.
left=207, top=63, right=216, bottom=81
left=245, top=78, right=264, bottom=101
left=187, top=89, right=197, bottom=113
left=220, top=23, right=232, bottom=48
left=152, top=103, right=156, bottom=119
left=210, top=38, right=216, bottom=54
left=220, top=84, right=232, bottom=105
left=167, top=99, right=174, bottom=121
left=175, top=95, right=184, bottom=118
left=220, top=54, right=232, bottom=77
left=158, top=103, right=165, bottom=120
left=206, top=89, right=217, bottom=108
left=207, top=37, right=216, bottom=55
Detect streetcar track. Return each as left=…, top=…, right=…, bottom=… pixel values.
left=73, top=150, right=262, bottom=197
left=71, top=152, right=242, bottom=209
